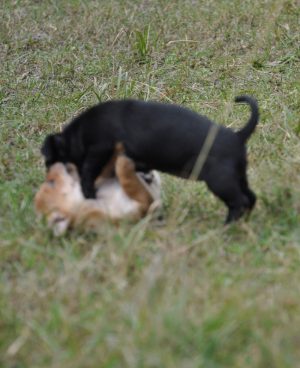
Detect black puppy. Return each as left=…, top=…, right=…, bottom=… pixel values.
left=42, top=95, right=259, bottom=223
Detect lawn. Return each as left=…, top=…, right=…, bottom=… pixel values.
left=0, top=0, right=299, bottom=367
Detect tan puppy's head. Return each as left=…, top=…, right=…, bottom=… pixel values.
left=34, top=163, right=84, bottom=235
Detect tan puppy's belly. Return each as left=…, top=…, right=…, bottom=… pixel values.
left=96, top=179, right=140, bottom=219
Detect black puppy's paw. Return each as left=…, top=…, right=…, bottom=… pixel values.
left=225, top=207, right=245, bottom=225
left=84, top=189, right=97, bottom=199
left=82, top=183, right=97, bottom=199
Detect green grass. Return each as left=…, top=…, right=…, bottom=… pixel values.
left=0, top=0, right=300, bottom=367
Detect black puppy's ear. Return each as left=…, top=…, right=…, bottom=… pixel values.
left=41, top=133, right=66, bottom=164
left=41, top=134, right=54, bottom=157
left=52, top=133, right=66, bottom=156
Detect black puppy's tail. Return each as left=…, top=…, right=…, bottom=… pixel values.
left=235, top=95, right=259, bottom=142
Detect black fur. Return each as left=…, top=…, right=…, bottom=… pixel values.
left=41, top=95, right=259, bottom=223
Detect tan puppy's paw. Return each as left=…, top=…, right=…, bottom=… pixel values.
left=94, top=143, right=126, bottom=189
left=94, top=175, right=105, bottom=189
left=115, top=142, right=126, bottom=155
left=48, top=211, right=71, bottom=236
left=115, top=155, right=136, bottom=177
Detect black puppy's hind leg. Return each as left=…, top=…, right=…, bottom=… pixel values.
left=205, top=166, right=249, bottom=224
left=239, top=170, right=256, bottom=212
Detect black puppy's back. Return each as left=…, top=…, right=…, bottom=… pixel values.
left=119, top=100, right=231, bottom=174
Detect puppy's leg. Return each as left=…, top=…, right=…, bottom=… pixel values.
left=115, top=156, right=153, bottom=216
left=205, top=165, right=249, bottom=224
left=239, top=171, right=256, bottom=211
left=48, top=212, right=71, bottom=236
left=95, top=143, right=126, bottom=188
left=81, top=146, right=114, bottom=198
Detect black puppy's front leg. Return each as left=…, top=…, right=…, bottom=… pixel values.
left=81, top=146, right=114, bottom=198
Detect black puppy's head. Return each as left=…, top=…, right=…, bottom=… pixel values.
left=41, top=133, right=67, bottom=169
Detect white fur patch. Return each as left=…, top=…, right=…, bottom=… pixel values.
left=95, top=171, right=161, bottom=219
left=96, top=179, right=140, bottom=218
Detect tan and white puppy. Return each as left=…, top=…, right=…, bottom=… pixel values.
left=35, top=147, right=161, bottom=235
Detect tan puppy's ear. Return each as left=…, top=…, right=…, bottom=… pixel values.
left=48, top=212, right=71, bottom=236
left=65, top=163, right=80, bottom=181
